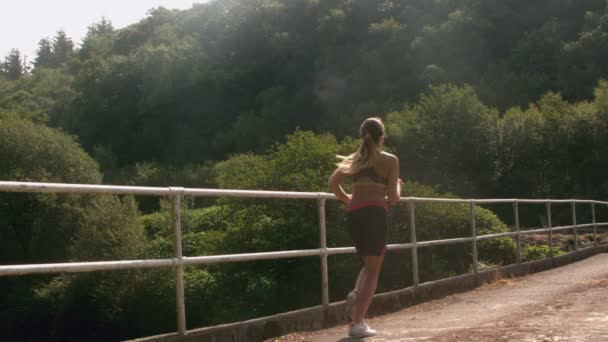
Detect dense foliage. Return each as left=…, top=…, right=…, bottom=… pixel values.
left=2, top=0, right=608, bottom=340
left=4, top=0, right=608, bottom=169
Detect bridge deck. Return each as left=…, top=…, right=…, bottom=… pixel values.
left=275, top=253, right=608, bottom=341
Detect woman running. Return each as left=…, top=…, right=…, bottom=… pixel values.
left=328, top=117, right=401, bottom=338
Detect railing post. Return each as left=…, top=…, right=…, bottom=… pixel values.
left=470, top=201, right=478, bottom=274
left=317, top=198, right=329, bottom=307
left=170, top=188, right=187, bottom=335
left=408, top=199, right=419, bottom=286
left=513, top=201, right=521, bottom=264
left=572, top=201, right=578, bottom=250
left=592, top=202, right=597, bottom=246
left=546, top=201, right=553, bottom=258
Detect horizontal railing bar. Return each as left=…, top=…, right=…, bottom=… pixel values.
left=183, top=188, right=333, bottom=200
left=474, top=199, right=603, bottom=204
left=0, top=259, right=176, bottom=276
left=0, top=250, right=332, bottom=276
left=496, top=199, right=583, bottom=204
left=0, top=182, right=332, bottom=199
left=386, top=242, right=417, bottom=251
left=519, top=227, right=551, bottom=235
left=417, top=236, right=474, bottom=247
left=323, top=243, right=415, bottom=255
left=473, top=223, right=605, bottom=241
left=2, top=220, right=608, bottom=276
left=0, top=250, right=326, bottom=276
left=0, top=181, right=171, bottom=196
left=183, top=249, right=323, bottom=265
left=473, top=199, right=519, bottom=204
left=542, top=199, right=592, bottom=204
left=477, top=231, right=517, bottom=241
left=0, top=245, right=399, bottom=276
left=3, top=181, right=608, bottom=205
left=326, top=247, right=357, bottom=255
left=552, top=226, right=574, bottom=232
left=402, top=197, right=472, bottom=204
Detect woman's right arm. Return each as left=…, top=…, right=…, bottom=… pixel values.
left=387, top=155, right=401, bottom=205
left=328, top=168, right=351, bottom=206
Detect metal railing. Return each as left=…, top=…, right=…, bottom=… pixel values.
left=1, top=181, right=608, bottom=337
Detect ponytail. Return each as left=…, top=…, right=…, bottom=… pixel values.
left=337, top=117, right=384, bottom=174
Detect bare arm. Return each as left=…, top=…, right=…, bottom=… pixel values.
left=387, top=156, right=401, bottom=205
left=328, top=168, right=351, bottom=206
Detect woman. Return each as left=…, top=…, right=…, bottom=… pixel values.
left=328, top=117, right=401, bottom=338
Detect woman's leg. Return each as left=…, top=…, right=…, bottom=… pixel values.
left=354, top=266, right=365, bottom=293
left=352, top=254, right=385, bottom=323
left=347, top=266, right=365, bottom=316
left=346, top=267, right=364, bottom=322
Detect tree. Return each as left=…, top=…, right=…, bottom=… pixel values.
left=0, top=67, right=76, bottom=123
left=79, top=17, right=115, bottom=59
left=51, top=30, right=74, bottom=67
left=386, top=84, right=499, bottom=197
left=409, top=8, right=488, bottom=85
left=34, top=38, right=55, bottom=68
left=34, top=195, right=147, bottom=341
left=0, top=118, right=101, bottom=262
left=0, top=118, right=148, bottom=340
left=87, top=17, right=114, bottom=37
left=1, top=49, right=24, bottom=80
left=558, top=12, right=608, bottom=100
left=0, top=118, right=99, bottom=338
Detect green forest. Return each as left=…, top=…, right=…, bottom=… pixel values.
left=1, top=0, right=608, bottom=340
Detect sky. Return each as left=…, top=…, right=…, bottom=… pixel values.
left=1, top=0, right=208, bottom=64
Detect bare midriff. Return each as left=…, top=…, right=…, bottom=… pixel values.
left=348, top=181, right=388, bottom=212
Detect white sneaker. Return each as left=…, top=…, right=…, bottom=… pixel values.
left=348, top=321, right=377, bottom=338
left=346, top=290, right=358, bottom=321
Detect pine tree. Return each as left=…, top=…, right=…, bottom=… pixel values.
left=86, top=17, right=114, bottom=38
left=34, top=38, right=55, bottom=68
left=1, top=49, right=23, bottom=80
left=51, top=30, right=74, bottom=67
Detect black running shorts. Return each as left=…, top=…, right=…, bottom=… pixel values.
left=346, top=205, right=388, bottom=256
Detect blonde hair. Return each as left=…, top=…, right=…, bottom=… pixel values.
left=337, top=117, right=385, bottom=174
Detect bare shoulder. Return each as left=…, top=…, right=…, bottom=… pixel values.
left=379, top=151, right=399, bottom=164
left=376, top=152, right=398, bottom=176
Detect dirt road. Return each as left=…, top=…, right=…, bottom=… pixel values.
left=273, top=253, right=608, bottom=342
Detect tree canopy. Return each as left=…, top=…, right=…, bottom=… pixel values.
left=2, top=0, right=608, bottom=340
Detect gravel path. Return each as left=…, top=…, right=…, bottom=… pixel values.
left=271, top=253, right=608, bottom=342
